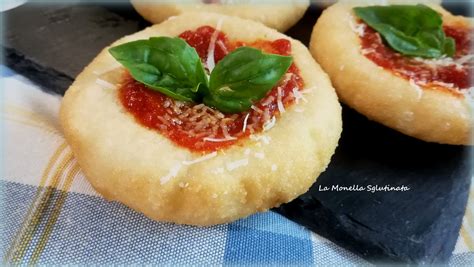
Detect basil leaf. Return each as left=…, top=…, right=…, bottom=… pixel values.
left=109, top=37, right=208, bottom=102
left=354, top=4, right=455, bottom=58
left=205, top=47, right=293, bottom=113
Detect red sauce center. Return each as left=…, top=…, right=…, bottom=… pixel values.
left=360, top=23, right=473, bottom=93
left=119, top=26, right=304, bottom=152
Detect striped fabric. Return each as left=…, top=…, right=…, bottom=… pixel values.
left=1, top=65, right=473, bottom=265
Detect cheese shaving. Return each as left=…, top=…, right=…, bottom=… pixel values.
left=95, top=78, right=116, bottom=89
left=277, top=87, right=285, bottom=113
left=455, top=54, right=474, bottom=65
left=203, top=136, right=237, bottom=142
left=254, top=152, right=265, bottom=159
left=216, top=40, right=228, bottom=54
left=160, top=163, right=182, bottom=185
left=178, top=182, right=189, bottom=188
left=182, top=151, right=217, bottom=165
left=292, top=88, right=307, bottom=104
left=206, top=18, right=224, bottom=72
left=413, top=54, right=473, bottom=70
left=271, top=164, right=278, bottom=172
left=242, top=113, right=250, bottom=133
left=349, top=18, right=366, bottom=37
left=92, top=65, right=120, bottom=76
left=409, top=79, right=423, bottom=100
left=250, top=134, right=271, bottom=145
left=263, top=116, right=276, bottom=132
left=226, top=158, right=249, bottom=171
left=432, top=81, right=455, bottom=88
left=251, top=105, right=263, bottom=113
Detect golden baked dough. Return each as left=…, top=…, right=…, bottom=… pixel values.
left=131, top=0, right=309, bottom=32
left=60, top=13, right=342, bottom=226
left=310, top=3, right=472, bottom=145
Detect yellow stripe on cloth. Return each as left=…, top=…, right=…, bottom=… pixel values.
left=460, top=226, right=474, bottom=251
left=2, top=115, right=60, bottom=135
left=3, top=104, right=61, bottom=134
left=29, top=162, right=80, bottom=265
left=7, top=150, right=74, bottom=264
left=3, top=142, right=67, bottom=263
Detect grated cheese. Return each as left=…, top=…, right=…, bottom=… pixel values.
left=361, top=48, right=376, bottom=55
left=242, top=113, right=250, bottom=133
left=182, top=151, right=217, bottom=165
left=294, top=108, right=304, bottom=113
left=203, top=136, right=237, bottom=142
left=244, top=148, right=251, bottom=155
left=251, top=105, right=263, bottom=113
left=455, top=54, right=474, bottom=65
left=271, top=164, right=278, bottom=172
left=409, top=79, right=423, bottom=100
left=432, top=81, right=455, bottom=88
left=216, top=40, right=228, bottom=54
left=250, top=134, right=271, bottom=145
left=95, top=78, right=116, bottom=89
left=263, top=116, right=276, bottom=132
left=301, top=87, right=314, bottom=94
left=349, top=18, right=366, bottom=37
left=178, top=182, right=189, bottom=188
left=92, top=65, right=120, bottom=76
left=413, top=54, right=473, bottom=70
left=277, top=87, right=285, bottom=113
left=261, top=96, right=275, bottom=106
left=160, top=163, right=182, bottom=185
left=226, top=158, right=249, bottom=171
left=292, top=88, right=307, bottom=104
left=254, top=152, right=265, bottom=159
left=206, top=18, right=224, bottom=72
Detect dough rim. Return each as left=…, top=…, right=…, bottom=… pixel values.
left=130, top=0, right=309, bottom=32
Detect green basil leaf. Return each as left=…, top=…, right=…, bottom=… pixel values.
left=354, top=4, right=456, bottom=58
left=109, top=37, right=208, bottom=102
left=205, top=47, right=293, bottom=113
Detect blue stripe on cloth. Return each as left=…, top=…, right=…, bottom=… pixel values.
left=37, top=189, right=228, bottom=265
left=0, top=181, right=36, bottom=259
left=449, top=252, right=474, bottom=266
left=224, top=214, right=313, bottom=265
left=0, top=65, right=15, bottom=77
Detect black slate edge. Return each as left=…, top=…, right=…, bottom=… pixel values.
left=3, top=46, right=73, bottom=96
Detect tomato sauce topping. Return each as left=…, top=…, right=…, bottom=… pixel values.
left=359, top=23, right=473, bottom=93
left=119, top=26, right=304, bottom=152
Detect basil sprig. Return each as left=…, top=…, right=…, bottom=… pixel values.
left=109, top=37, right=208, bottom=102
left=109, top=37, right=293, bottom=113
left=354, top=4, right=455, bottom=58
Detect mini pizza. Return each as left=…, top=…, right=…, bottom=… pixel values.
left=60, top=13, right=342, bottom=226
left=131, top=0, right=309, bottom=32
left=311, top=3, right=473, bottom=145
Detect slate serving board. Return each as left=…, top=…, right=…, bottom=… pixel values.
left=2, top=1, right=472, bottom=264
